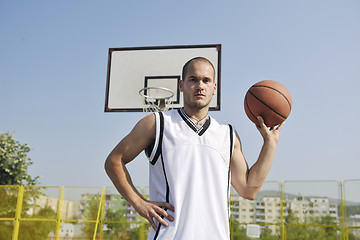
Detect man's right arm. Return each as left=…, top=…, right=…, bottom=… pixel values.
left=104, top=114, right=174, bottom=230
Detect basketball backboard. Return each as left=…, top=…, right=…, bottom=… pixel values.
left=104, top=44, right=221, bottom=112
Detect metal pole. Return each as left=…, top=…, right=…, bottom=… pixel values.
left=55, top=186, right=64, bottom=240
left=12, top=186, right=24, bottom=240
left=93, top=187, right=106, bottom=240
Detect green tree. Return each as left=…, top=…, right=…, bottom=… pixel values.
left=0, top=219, right=12, bottom=239
left=285, top=210, right=310, bottom=240
left=0, top=132, right=39, bottom=185
left=127, top=224, right=141, bottom=239
left=260, top=226, right=279, bottom=240
left=313, top=215, right=340, bottom=240
left=348, top=231, right=357, bottom=240
left=18, top=206, right=57, bottom=240
left=0, top=189, right=57, bottom=240
left=230, top=218, right=250, bottom=240
left=286, top=210, right=341, bottom=240
left=0, top=133, right=43, bottom=239
left=345, top=205, right=360, bottom=217
left=104, top=208, right=130, bottom=240
left=81, top=194, right=102, bottom=238
left=0, top=187, right=43, bottom=239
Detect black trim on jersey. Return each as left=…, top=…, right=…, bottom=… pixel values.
left=199, top=118, right=211, bottom=136
left=150, top=112, right=164, bottom=165
left=145, top=141, right=154, bottom=158
left=154, top=221, right=161, bottom=239
left=178, top=109, right=197, bottom=132
left=227, top=124, right=234, bottom=219
left=154, top=148, right=171, bottom=239
left=152, top=112, right=170, bottom=239
left=229, top=124, right=234, bottom=157
left=177, top=108, right=211, bottom=136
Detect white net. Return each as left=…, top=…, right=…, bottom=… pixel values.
left=139, top=87, right=174, bottom=112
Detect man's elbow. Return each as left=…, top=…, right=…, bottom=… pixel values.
left=242, top=193, right=257, bottom=201
left=241, top=187, right=261, bottom=200
left=104, top=155, right=114, bottom=175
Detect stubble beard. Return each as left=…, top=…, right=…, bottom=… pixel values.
left=184, top=95, right=212, bottom=111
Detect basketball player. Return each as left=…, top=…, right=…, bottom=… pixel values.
left=105, top=57, right=284, bottom=239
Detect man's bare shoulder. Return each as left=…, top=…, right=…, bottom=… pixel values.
left=131, top=113, right=156, bottom=140
left=137, top=113, right=155, bottom=127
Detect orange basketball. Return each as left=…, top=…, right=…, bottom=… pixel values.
left=244, top=80, right=292, bottom=127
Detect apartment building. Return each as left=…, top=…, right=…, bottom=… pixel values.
left=231, top=194, right=338, bottom=226
left=347, top=214, right=360, bottom=237
left=32, top=194, right=80, bottom=219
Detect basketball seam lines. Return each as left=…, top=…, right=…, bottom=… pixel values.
left=248, top=91, right=287, bottom=119
left=252, top=85, right=292, bottom=110
left=245, top=95, right=258, bottom=121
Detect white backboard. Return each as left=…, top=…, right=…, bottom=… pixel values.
left=105, top=44, right=221, bottom=112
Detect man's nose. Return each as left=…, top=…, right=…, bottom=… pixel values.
left=196, top=80, right=205, bottom=89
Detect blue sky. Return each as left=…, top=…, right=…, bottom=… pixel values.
left=1, top=1, right=359, bottom=195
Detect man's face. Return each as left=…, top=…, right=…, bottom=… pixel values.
left=180, top=61, right=216, bottom=110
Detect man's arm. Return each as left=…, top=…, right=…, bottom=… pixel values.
left=230, top=116, right=284, bottom=200
left=104, top=114, right=174, bottom=230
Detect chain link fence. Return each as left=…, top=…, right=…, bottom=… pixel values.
left=1, top=180, right=359, bottom=239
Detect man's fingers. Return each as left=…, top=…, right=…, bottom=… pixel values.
left=148, top=216, right=158, bottom=231
left=145, top=201, right=175, bottom=230
left=156, top=201, right=175, bottom=212
left=257, top=116, right=285, bottom=132
left=153, top=210, right=169, bottom=227
left=276, top=121, right=285, bottom=131
left=256, top=116, right=267, bottom=129
left=153, top=203, right=174, bottom=222
left=147, top=209, right=168, bottom=231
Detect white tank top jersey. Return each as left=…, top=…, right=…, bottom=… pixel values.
left=146, top=109, right=235, bottom=240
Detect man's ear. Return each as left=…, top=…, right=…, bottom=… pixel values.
left=213, top=82, right=217, bottom=95
left=179, top=79, right=183, bottom=92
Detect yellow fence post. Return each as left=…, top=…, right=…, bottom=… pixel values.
left=280, top=181, right=285, bottom=240
left=340, top=180, right=344, bottom=240
left=3, top=180, right=357, bottom=240
left=99, top=187, right=106, bottom=240
left=12, top=185, right=24, bottom=240
left=341, top=180, right=348, bottom=240
left=93, top=187, right=106, bottom=240
left=55, top=186, right=64, bottom=240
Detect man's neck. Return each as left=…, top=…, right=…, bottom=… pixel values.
left=182, top=106, right=209, bottom=125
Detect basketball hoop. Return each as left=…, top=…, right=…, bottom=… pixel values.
left=139, top=87, right=174, bottom=112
